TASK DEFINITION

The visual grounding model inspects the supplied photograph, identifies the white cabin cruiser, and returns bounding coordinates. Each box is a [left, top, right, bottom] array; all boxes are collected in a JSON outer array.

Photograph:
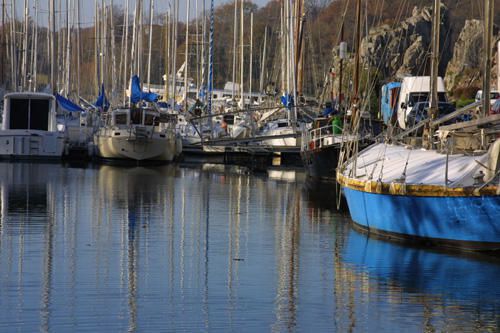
[[94, 106, 179, 161], [0, 92, 65, 158]]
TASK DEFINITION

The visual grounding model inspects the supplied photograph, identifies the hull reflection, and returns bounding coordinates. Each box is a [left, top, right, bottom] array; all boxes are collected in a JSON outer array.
[[338, 227, 500, 332]]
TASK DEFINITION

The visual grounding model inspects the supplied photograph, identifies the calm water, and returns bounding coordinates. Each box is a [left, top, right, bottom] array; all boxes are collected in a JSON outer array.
[[0, 161, 498, 332]]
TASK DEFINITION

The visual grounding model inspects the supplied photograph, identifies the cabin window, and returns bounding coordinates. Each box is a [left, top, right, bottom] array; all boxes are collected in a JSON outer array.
[[9, 99, 29, 129], [115, 113, 128, 125], [9, 98, 50, 131], [29, 99, 50, 130]]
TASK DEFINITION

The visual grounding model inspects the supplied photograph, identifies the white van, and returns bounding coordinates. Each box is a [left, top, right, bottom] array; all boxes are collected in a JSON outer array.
[[397, 76, 447, 129]]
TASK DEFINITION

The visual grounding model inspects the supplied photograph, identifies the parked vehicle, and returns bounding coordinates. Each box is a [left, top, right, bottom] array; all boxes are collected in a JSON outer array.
[[475, 90, 500, 105]]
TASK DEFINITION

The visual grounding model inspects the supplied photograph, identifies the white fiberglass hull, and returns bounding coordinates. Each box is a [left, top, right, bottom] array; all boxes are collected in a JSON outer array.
[[94, 130, 177, 161], [261, 128, 300, 147], [0, 130, 66, 158]]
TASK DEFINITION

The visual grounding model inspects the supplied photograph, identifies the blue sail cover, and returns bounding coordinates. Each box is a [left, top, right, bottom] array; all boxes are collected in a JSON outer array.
[[130, 75, 159, 104], [55, 94, 84, 112], [280, 94, 294, 110], [94, 84, 110, 111]]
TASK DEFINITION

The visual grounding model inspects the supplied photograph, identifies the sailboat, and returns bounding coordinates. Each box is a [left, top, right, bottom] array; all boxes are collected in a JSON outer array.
[[93, 76, 180, 161], [336, 0, 500, 250]]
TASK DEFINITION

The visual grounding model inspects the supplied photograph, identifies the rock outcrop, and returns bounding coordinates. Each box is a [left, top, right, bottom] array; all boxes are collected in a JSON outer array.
[[444, 20, 484, 91], [360, 4, 451, 79], [327, 3, 500, 101], [327, 4, 452, 101]]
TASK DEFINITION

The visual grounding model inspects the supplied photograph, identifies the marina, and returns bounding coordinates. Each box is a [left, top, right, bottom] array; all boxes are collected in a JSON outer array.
[[0, 0, 500, 331]]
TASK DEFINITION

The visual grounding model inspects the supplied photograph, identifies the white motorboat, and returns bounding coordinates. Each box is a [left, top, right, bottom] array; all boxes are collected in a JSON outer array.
[[94, 106, 179, 161], [0, 92, 65, 159]]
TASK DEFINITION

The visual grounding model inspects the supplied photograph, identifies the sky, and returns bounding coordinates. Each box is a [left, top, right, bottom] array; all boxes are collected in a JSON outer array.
[[13, 0, 272, 27]]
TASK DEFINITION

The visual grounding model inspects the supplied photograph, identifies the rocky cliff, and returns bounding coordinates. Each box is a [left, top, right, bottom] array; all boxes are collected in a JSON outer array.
[[360, 4, 451, 79], [328, 4, 452, 101], [328, 3, 500, 101]]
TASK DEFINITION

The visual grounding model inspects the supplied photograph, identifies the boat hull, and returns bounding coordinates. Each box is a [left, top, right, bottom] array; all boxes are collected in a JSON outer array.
[[0, 130, 65, 159], [94, 133, 176, 161], [342, 187, 500, 250], [300, 144, 339, 180]]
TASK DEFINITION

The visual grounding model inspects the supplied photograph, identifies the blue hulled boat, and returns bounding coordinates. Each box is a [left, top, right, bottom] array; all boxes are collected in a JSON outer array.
[[337, 142, 500, 250], [337, 0, 500, 251]]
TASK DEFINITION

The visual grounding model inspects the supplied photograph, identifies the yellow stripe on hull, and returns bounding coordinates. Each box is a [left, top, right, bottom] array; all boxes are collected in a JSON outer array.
[[336, 171, 499, 197]]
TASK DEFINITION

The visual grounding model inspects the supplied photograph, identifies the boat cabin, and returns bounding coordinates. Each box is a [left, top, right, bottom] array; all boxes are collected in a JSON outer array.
[[110, 108, 159, 127], [2, 93, 57, 132]]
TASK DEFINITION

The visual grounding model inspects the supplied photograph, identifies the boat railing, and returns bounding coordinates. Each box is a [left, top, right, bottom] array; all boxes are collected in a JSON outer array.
[[301, 124, 341, 151]]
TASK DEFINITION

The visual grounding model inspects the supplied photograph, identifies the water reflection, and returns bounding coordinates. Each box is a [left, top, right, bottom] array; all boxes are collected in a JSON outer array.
[[338, 228, 500, 332], [0, 161, 498, 332]]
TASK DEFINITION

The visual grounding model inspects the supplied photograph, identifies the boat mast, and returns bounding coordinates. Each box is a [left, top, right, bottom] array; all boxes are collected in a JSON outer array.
[[352, 0, 362, 113], [231, 0, 237, 101], [183, 0, 190, 110], [207, 0, 214, 121], [122, 0, 129, 103], [338, 19, 345, 111], [65, 0, 71, 96], [289, 0, 297, 124], [94, 0, 98, 92], [21, 0, 28, 90], [248, 10, 253, 103], [427, 0, 441, 146], [295, 0, 304, 98], [147, 0, 154, 90], [163, 9, 171, 101], [76, 0, 80, 97], [9, 0, 16, 91], [171, 0, 178, 99], [137, 0, 143, 82], [285, 0, 290, 94], [280, 2, 285, 94], [482, 0, 494, 118], [49, 0, 56, 93], [110, 0, 117, 100], [259, 26, 267, 94], [195, 0, 199, 98], [58, 0, 63, 91], [200, 0, 206, 102], [239, 0, 244, 108], [128, 0, 138, 105], [101, 0, 107, 89], [208, 0, 214, 134], [31, 0, 39, 91]]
